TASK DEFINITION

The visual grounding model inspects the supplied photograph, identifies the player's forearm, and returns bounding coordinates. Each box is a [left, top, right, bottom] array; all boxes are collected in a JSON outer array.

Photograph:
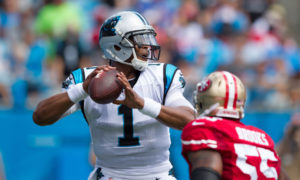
[[33, 92, 74, 126], [158, 106, 195, 130]]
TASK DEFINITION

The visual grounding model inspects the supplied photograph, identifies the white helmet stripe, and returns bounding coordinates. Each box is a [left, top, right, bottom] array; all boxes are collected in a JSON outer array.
[[222, 71, 237, 109]]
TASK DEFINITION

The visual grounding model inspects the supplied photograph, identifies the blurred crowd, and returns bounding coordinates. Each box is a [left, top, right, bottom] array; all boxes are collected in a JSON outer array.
[[0, 0, 300, 112], [277, 112, 300, 180]]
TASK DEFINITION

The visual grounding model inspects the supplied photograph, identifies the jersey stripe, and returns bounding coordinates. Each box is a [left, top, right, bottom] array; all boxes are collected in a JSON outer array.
[[181, 139, 217, 148], [222, 71, 237, 109], [72, 68, 84, 84], [163, 64, 178, 105]]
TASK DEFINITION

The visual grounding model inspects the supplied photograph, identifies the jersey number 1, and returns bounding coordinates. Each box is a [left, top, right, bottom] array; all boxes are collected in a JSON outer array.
[[118, 105, 140, 146]]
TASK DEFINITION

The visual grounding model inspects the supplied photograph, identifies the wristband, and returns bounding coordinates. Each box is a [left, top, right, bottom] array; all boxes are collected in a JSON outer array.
[[67, 83, 88, 103], [139, 98, 162, 118]]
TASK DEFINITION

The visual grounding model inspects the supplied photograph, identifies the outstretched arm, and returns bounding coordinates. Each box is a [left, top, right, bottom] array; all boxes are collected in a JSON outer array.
[[33, 66, 115, 126], [33, 92, 75, 126], [157, 105, 195, 130]]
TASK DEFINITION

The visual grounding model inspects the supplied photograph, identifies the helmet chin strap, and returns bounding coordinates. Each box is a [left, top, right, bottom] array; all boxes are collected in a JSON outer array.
[[197, 103, 220, 118], [115, 46, 148, 71], [131, 48, 148, 71]]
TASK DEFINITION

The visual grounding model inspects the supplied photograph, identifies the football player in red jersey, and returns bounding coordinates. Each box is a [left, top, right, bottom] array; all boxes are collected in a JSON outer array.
[[181, 71, 289, 180]]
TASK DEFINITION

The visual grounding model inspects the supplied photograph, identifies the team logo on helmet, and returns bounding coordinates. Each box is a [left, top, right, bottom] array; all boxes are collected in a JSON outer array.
[[100, 16, 120, 38], [198, 78, 211, 92]]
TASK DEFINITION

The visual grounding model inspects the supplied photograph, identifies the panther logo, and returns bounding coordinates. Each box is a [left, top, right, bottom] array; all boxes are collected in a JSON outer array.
[[99, 16, 121, 37]]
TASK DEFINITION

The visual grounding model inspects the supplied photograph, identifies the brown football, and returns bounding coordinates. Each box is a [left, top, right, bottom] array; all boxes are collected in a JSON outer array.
[[88, 69, 123, 104]]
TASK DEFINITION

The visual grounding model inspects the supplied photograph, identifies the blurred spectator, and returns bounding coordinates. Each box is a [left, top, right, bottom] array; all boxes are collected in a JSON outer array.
[[199, 1, 249, 77], [0, 28, 12, 108], [289, 80, 300, 110], [90, 5, 110, 49], [210, 2, 249, 38], [34, 0, 82, 39], [34, 0, 84, 83], [168, 0, 204, 65], [0, 0, 298, 112], [56, 28, 84, 78], [0, 152, 5, 180], [23, 28, 47, 108], [277, 113, 300, 180], [1, 0, 21, 42], [242, 0, 273, 23]]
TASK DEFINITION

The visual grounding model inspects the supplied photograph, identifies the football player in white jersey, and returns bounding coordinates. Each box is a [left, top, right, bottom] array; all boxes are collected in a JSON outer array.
[[33, 11, 195, 180]]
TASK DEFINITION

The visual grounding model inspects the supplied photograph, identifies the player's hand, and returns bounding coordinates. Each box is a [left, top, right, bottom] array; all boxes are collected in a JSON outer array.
[[113, 72, 144, 109], [83, 65, 116, 93]]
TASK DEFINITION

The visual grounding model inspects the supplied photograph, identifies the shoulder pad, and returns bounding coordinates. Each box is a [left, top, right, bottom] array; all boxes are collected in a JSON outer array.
[[162, 63, 179, 104], [72, 68, 85, 84]]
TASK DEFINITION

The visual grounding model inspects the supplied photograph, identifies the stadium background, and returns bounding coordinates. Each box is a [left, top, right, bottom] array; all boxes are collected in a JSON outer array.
[[0, 0, 299, 179]]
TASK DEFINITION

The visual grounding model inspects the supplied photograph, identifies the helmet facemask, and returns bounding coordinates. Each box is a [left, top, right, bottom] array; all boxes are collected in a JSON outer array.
[[121, 30, 161, 71]]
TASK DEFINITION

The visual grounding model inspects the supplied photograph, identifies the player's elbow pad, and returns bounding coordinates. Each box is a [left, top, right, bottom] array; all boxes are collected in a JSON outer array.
[[191, 167, 221, 180]]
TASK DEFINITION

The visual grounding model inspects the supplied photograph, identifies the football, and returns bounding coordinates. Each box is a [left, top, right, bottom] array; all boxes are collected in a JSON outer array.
[[88, 69, 123, 104]]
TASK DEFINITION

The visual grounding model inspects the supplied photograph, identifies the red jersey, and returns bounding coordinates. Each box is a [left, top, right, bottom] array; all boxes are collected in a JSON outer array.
[[181, 116, 281, 180]]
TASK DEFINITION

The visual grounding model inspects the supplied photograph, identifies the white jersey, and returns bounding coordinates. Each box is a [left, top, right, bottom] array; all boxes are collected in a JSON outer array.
[[62, 63, 193, 178]]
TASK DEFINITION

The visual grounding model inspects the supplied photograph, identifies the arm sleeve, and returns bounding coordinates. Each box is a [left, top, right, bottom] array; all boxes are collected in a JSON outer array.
[[164, 69, 194, 109]]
